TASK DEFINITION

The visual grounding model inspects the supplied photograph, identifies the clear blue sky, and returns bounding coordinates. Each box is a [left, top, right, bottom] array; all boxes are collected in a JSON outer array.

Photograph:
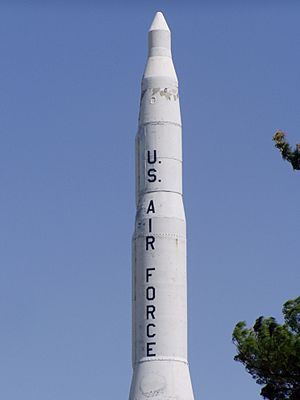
[[0, 1, 299, 399]]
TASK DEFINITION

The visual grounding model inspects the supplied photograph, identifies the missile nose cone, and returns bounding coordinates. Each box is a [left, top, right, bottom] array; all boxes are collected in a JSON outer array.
[[149, 11, 170, 32], [144, 11, 177, 82], [148, 11, 171, 57]]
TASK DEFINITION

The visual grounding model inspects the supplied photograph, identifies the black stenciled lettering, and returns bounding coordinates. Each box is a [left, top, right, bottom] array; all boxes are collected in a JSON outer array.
[[146, 200, 155, 214], [146, 305, 156, 319], [146, 236, 155, 250], [147, 168, 157, 182], [146, 267, 155, 283], [146, 342, 156, 357], [146, 286, 155, 301], [147, 150, 157, 164], [148, 218, 152, 233], [146, 323, 156, 338]]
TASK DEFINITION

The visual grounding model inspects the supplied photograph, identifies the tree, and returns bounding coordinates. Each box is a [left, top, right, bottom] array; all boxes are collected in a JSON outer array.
[[272, 131, 300, 170], [232, 296, 300, 400]]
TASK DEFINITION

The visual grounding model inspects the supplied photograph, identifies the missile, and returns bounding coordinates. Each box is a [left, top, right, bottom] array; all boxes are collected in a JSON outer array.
[[128, 12, 195, 400]]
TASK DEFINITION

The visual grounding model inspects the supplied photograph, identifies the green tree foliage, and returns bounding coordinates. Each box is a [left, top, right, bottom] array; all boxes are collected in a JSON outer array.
[[272, 131, 300, 170], [232, 297, 300, 400]]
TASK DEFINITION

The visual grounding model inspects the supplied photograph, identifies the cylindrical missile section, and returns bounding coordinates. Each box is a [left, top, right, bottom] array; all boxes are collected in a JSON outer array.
[[129, 12, 194, 400]]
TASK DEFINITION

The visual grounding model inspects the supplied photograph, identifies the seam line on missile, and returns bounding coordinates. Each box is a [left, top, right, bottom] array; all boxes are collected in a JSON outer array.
[[139, 190, 183, 196], [134, 358, 189, 365], [136, 216, 185, 221], [135, 216, 186, 225], [139, 121, 182, 128], [134, 233, 185, 239], [154, 156, 182, 162]]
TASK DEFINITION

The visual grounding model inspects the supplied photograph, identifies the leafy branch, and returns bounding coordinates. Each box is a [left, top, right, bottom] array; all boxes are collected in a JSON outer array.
[[272, 131, 300, 170], [232, 296, 300, 400]]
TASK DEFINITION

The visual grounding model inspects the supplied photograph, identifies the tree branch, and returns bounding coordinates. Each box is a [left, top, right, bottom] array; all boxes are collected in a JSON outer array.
[[272, 131, 300, 170]]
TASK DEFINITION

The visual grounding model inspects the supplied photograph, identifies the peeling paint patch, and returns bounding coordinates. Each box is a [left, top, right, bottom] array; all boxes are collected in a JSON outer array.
[[140, 373, 166, 397], [151, 87, 179, 101]]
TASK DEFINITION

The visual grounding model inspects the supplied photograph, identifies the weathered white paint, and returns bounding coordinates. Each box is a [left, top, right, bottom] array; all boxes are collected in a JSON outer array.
[[129, 12, 195, 400]]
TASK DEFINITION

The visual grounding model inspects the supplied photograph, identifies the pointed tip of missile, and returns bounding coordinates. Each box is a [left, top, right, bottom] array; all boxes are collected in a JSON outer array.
[[146, 10, 175, 75], [149, 11, 170, 32]]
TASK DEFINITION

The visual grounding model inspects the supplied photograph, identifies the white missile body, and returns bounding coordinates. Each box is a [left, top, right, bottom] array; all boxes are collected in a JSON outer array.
[[129, 12, 194, 400]]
